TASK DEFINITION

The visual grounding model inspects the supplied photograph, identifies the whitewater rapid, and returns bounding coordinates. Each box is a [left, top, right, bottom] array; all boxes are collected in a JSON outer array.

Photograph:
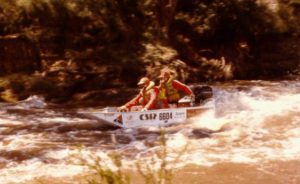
[[0, 80, 299, 183]]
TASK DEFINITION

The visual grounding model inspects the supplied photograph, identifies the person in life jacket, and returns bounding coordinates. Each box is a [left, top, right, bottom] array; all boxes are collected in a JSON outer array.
[[118, 77, 159, 112], [158, 68, 195, 105]]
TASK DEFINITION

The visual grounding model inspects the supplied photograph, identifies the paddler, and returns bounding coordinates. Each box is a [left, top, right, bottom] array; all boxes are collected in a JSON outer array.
[[157, 68, 195, 107], [118, 77, 159, 112]]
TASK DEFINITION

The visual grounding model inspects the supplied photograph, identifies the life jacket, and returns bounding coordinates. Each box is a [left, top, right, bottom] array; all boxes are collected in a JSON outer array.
[[157, 86, 169, 108], [158, 87, 167, 100], [164, 78, 181, 103], [138, 81, 159, 109]]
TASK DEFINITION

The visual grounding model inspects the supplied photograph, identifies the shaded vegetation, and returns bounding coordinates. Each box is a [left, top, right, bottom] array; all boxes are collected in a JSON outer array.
[[0, 0, 299, 103]]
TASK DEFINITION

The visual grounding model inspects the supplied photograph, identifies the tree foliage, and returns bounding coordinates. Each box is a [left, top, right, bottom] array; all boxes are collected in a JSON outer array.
[[1, 0, 299, 50], [0, 0, 299, 80]]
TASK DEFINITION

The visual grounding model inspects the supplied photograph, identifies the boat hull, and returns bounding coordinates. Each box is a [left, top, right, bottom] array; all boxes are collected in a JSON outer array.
[[79, 106, 208, 128]]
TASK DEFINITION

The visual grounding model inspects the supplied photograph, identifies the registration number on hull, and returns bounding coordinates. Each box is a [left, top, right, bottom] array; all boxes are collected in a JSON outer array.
[[139, 112, 173, 121], [159, 112, 172, 121]]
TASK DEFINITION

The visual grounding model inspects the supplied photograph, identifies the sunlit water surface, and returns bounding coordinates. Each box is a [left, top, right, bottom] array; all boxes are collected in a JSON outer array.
[[0, 80, 299, 184]]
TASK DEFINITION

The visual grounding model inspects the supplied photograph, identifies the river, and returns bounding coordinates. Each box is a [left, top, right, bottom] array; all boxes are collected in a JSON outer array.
[[0, 79, 299, 184]]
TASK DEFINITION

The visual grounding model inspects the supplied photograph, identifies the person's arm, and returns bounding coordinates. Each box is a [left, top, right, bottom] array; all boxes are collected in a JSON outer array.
[[172, 80, 193, 95], [118, 94, 141, 111], [143, 88, 158, 110], [125, 94, 141, 109]]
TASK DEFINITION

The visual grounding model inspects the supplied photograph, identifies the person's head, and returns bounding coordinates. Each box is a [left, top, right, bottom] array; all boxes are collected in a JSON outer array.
[[137, 77, 150, 88], [158, 68, 173, 84]]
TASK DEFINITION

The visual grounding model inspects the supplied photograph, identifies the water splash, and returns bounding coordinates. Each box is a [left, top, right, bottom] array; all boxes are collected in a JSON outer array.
[[0, 80, 300, 183], [171, 80, 300, 166]]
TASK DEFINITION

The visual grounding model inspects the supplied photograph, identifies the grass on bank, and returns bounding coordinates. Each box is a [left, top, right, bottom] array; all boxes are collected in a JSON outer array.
[[72, 129, 188, 184]]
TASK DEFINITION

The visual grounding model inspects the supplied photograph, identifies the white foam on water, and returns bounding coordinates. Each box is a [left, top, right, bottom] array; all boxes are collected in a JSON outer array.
[[0, 133, 46, 151], [166, 133, 188, 150], [0, 118, 23, 126], [0, 147, 129, 183], [188, 109, 230, 131], [0, 161, 83, 184], [38, 117, 86, 123], [0, 80, 300, 182], [18, 95, 47, 109], [172, 81, 300, 166]]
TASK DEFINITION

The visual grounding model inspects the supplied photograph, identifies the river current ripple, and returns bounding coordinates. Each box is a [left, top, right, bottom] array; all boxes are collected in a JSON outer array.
[[0, 80, 299, 184]]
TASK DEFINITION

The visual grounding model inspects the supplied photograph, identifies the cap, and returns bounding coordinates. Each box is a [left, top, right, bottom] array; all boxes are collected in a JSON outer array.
[[137, 77, 150, 85]]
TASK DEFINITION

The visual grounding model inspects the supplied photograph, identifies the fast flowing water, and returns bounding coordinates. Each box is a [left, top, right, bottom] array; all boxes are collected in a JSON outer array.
[[0, 80, 299, 184]]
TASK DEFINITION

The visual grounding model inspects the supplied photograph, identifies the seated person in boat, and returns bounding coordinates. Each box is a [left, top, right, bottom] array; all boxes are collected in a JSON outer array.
[[158, 68, 195, 107], [118, 77, 160, 112]]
